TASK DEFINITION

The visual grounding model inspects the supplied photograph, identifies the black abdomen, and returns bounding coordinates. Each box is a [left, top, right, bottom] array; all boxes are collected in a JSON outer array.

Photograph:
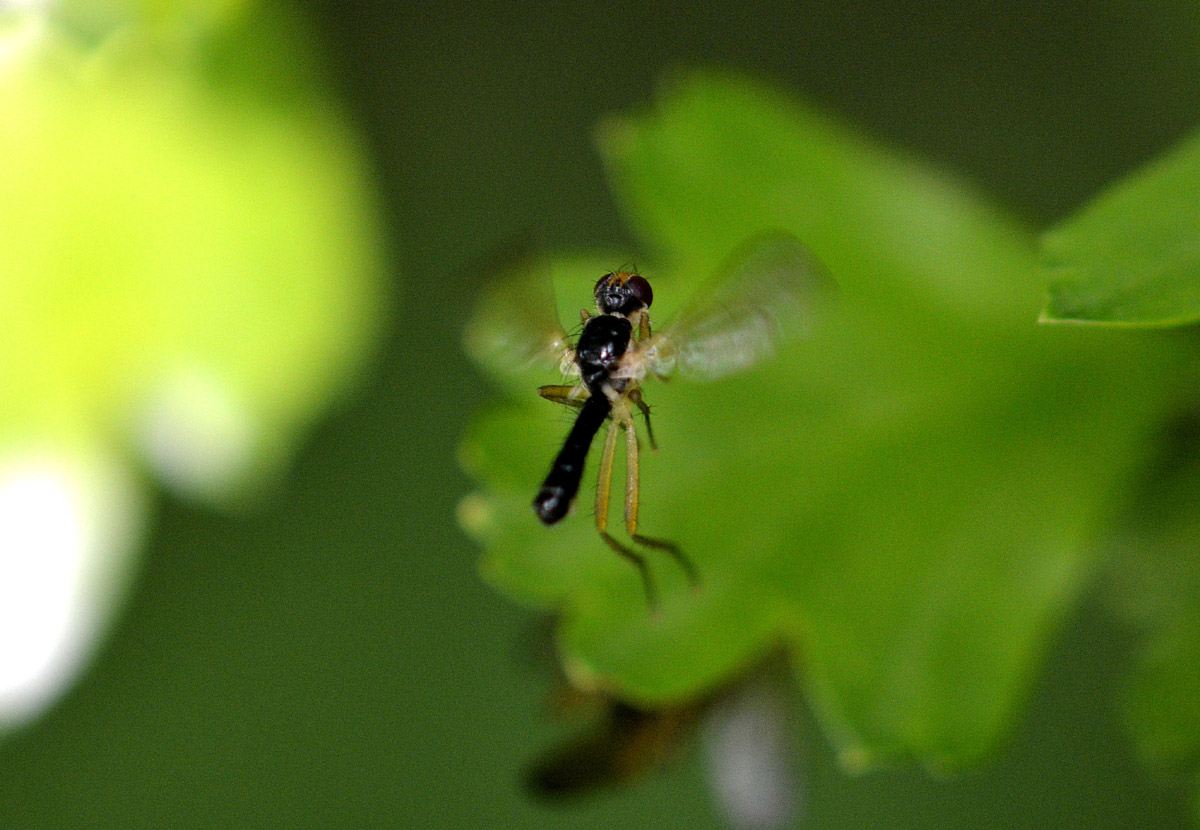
[[533, 395, 612, 524]]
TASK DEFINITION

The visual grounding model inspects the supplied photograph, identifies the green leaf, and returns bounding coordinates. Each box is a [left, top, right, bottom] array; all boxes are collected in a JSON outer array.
[[1103, 424, 1200, 770], [0, 9, 386, 725], [0, 12, 386, 504], [1127, 614, 1200, 764], [1040, 127, 1200, 326], [459, 70, 1195, 770]]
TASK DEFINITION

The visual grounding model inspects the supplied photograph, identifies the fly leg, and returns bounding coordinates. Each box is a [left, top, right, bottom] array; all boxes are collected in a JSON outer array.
[[595, 418, 658, 610], [538, 385, 588, 407], [624, 419, 700, 589], [627, 388, 656, 451]]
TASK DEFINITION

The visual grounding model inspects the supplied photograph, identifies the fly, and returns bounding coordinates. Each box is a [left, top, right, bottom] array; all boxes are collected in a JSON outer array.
[[531, 268, 695, 609], [522, 621, 801, 827], [467, 233, 832, 610]]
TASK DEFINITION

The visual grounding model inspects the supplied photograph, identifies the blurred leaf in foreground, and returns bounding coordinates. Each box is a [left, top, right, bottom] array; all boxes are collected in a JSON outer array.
[[1040, 127, 1200, 326], [461, 70, 1198, 770], [1103, 419, 1200, 774], [0, 6, 387, 727]]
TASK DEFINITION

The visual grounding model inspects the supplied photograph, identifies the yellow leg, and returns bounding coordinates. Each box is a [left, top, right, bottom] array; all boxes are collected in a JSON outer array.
[[538, 385, 588, 407], [595, 419, 656, 609], [623, 422, 700, 589], [595, 419, 618, 531], [627, 388, 656, 451], [623, 419, 640, 534]]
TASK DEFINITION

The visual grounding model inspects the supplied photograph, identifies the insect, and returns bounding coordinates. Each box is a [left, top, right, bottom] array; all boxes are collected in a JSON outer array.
[[526, 687, 705, 798], [526, 671, 801, 828], [522, 624, 801, 827], [467, 234, 831, 608]]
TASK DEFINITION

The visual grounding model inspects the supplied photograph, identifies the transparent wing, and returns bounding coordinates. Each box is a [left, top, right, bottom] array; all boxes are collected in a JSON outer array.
[[463, 244, 573, 390], [651, 234, 833, 381], [701, 662, 802, 830]]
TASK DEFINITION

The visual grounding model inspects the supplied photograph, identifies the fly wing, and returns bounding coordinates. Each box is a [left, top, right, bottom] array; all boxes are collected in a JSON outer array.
[[701, 662, 802, 830], [651, 235, 832, 381], [463, 244, 573, 391]]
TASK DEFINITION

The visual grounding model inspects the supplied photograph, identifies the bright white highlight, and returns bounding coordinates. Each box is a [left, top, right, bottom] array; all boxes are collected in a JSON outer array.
[[0, 453, 140, 727], [0, 12, 45, 66], [138, 365, 256, 501], [0, 0, 50, 14]]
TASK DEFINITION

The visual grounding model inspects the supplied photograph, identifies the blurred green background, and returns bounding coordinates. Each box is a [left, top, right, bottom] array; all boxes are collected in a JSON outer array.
[[1, 0, 1198, 827]]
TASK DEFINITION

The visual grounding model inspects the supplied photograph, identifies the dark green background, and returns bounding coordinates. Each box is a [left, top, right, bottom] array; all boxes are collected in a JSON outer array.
[[2, 1, 1197, 826]]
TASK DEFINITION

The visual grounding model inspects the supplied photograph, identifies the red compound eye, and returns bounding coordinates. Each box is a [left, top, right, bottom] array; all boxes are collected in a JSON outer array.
[[626, 275, 653, 308]]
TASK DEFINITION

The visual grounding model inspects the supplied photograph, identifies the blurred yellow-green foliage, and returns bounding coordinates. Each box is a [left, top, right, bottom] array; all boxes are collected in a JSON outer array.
[[2, 1, 1200, 829], [0, 5, 384, 499], [0, 0, 384, 726]]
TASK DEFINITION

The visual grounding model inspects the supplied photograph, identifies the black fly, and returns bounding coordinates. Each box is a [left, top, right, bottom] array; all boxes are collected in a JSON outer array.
[[467, 234, 832, 609]]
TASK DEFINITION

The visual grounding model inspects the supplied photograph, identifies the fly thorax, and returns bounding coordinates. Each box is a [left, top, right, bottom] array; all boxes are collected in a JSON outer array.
[[575, 315, 633, 392]]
